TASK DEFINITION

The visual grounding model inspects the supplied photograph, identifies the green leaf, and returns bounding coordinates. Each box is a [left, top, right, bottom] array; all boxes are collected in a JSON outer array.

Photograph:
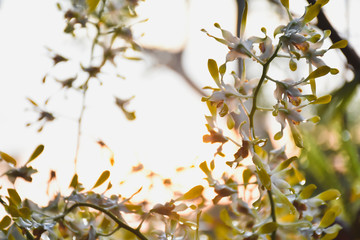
[[319, 207, 340, 228], [219, 63, 226, 77], [227, 115, 235, 130], [322, 224, 342, 240], [330, 68, 339, 75], [289, 59, 297, 71], [92, 170, 110, 189], [329, 40, 348, 49], [257, 167, 271, 190], [0, 152, 16, 166], [243, 168, 253, 188], [219, 104, 228, 117], [26, 145, 44, 165], [240, 0, 248, 38], [199, 161, 210, 175], [274, 131, 283, 140], [208, 59, 220, 86], [7, 189, 21, 207], [308, 116, 321, 123], [219, 208, 233, 226], [306, 66, 331, 80], [274, 156, 298, 172], [311, 95, 332, 105], [69, 174, 78, 189], [176, 185, 204, 201], [19, 207, 31, 220], [315, 189, 341, 201], [310, 78, 316, 95], [289, 123, 303, 148], [86, 0, 100, 12], [258, 222, 278, 234], [280, 0, 289, 9], [303, 3, 322, 23], [0, 216, 11, 230], [299, 184, 317, 199]]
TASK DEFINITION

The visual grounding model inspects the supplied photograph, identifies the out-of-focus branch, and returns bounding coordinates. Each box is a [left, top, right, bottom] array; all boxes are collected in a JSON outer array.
[[235, 0, 245, 76], [143, 47, 207, 96]]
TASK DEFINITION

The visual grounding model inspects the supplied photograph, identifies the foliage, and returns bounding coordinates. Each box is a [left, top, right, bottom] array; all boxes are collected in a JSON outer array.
[[0, 0, 352, 239]]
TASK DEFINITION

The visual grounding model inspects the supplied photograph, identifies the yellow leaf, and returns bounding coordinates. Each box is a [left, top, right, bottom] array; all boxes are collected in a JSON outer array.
[[92, 170, 110, 189], [329, 40, 348, 49], [86, 0, 100, 12], [26, 145, 44, 165], [0, 152, 16, 166], [311, 95, 332, 105], [176, 185, 204, 201], [208, 59, 220, 87]]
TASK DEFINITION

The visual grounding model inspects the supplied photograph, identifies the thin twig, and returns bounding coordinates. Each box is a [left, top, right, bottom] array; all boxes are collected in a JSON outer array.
[[54, 202, 148, 240]]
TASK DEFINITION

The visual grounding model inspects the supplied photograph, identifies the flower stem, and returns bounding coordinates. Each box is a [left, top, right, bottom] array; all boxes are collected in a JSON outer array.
[[249, 43, 282, 139], [267, 190, 277, 240]]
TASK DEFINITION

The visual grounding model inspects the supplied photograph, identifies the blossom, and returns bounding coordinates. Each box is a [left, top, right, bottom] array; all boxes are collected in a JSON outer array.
[[202, 23, 254, 62]]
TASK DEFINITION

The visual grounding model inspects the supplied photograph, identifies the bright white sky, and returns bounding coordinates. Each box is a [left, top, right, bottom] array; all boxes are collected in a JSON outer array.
[[0, 0, 358, 206]]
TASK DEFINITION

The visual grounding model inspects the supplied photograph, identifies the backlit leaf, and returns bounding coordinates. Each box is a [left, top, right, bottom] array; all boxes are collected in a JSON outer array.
[[0, 216, 11, 230], [329, 40, 348, 49], [257, 167, 271, 190], [315, 189, 340, 201], [280, 0, 289, 9], [0, 152, 16, 166], [26, 145, 44, 165], [289, 59, 297, 71], [69, 174, 78, 189], [220, 208, 232, 226], [303, 3, 322, 23], [176, 185, 204, 201], [310, 78, 316, 95], [243, 168, 253, 188], [319, 207, 339, 228], [300, 184, 317, 199], [306, 66, 330, 80], [311, 95, 332, 105], [274, 131, 283, 140], [208, 59, 220, 86], [258, 222, 278, 234], [308, 116, 321, 123], [274, 156, 297, 172], [92, 170, 110, 189], [86, 0, 100, 12], [227, 114, 235, 129], [7, 189, 21, 207], [289, 123, 303, 148]]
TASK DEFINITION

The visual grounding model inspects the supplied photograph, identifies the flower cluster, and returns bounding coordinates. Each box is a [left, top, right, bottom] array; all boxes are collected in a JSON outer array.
[[200, 0, 346, 239]]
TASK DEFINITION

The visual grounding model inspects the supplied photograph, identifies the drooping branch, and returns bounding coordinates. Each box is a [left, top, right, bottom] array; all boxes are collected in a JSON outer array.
[[143, 47, 207, 96]]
